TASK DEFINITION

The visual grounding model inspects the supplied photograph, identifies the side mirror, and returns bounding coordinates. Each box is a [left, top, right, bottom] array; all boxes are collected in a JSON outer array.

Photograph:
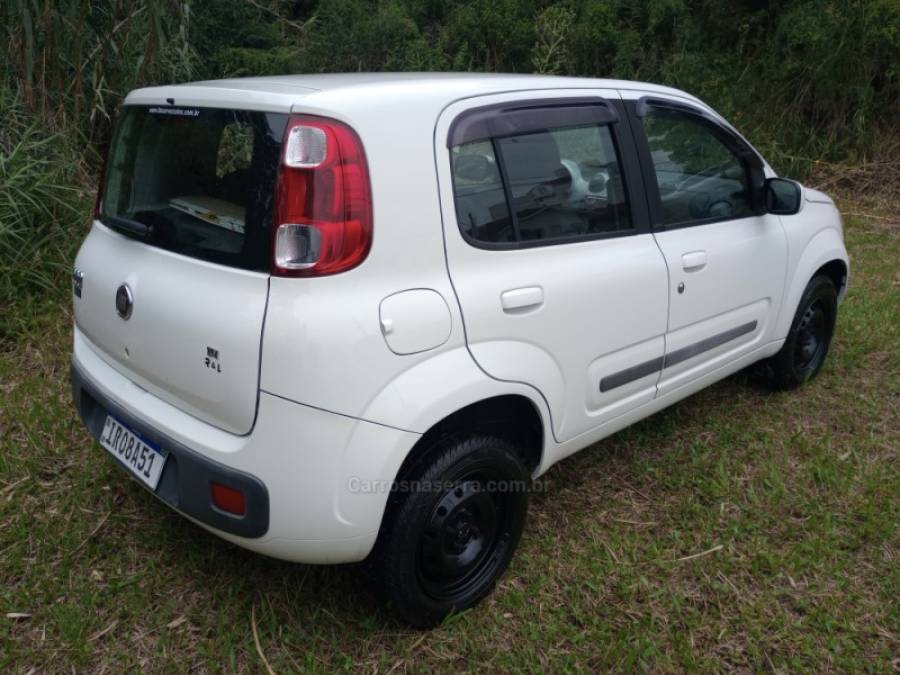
[[453, 154, 493, 182], [765, 177, 802, 215]]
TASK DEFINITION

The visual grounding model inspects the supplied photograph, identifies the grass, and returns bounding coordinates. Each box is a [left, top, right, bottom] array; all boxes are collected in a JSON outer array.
[[1, 206, 898, 672]]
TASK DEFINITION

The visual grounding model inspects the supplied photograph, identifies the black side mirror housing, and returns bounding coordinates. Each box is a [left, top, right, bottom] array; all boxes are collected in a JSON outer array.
[[765, 177, 803, 215]]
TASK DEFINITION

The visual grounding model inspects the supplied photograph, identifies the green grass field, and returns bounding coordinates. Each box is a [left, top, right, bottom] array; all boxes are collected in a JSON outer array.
[[1, 209, 897, 672]]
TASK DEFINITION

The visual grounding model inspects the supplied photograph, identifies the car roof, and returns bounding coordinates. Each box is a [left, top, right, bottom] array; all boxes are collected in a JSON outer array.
[[125, 72, 703, 112]]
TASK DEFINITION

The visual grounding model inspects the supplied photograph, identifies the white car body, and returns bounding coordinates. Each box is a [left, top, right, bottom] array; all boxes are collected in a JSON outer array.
[[71, 73, 848, 564]]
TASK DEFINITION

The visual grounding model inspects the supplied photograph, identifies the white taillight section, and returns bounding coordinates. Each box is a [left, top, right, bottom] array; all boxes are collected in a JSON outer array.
[[284, 125, 328, 168], [274, 223, 322, 270]]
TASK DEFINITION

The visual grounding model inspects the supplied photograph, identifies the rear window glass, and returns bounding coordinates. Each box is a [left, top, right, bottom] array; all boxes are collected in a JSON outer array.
[[101, 106, 288, 271], [451, 122, 632, 246]]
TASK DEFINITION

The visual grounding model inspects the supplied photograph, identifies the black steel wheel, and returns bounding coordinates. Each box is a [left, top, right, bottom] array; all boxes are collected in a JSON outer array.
[[794, 300, 829, 371], [369, 435, 530, 628], [760, 274, 838, 390]]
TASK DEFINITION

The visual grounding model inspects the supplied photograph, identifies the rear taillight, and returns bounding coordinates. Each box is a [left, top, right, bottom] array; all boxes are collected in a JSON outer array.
[[273, 115, 372, 276]]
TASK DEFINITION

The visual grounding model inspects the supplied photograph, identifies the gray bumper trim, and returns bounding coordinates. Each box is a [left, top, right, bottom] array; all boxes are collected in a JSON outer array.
[[71, 359, 269, 539]]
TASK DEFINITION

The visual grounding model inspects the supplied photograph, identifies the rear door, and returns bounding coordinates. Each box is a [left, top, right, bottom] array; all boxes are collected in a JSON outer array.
[[436, 91, 669, 443], [623, 93, 787, 396], [73, 105, 287, 434]]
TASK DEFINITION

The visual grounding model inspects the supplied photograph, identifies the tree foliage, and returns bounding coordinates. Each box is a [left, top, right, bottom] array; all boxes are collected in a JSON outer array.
[[0, 1, 897, 305], [3, 0, 897, 167]]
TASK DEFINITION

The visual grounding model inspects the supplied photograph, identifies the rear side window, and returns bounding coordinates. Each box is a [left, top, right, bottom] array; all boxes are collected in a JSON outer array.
[[641, 111, 752, 226], [451, 119, 631, 246], [101, 106, 288, 271]]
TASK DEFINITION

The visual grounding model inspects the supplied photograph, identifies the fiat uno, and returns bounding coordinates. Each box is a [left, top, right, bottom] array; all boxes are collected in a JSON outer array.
[[71, 73, 849, 626]]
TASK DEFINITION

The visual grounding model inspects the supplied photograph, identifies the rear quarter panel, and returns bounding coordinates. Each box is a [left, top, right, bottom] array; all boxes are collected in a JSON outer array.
[[259, 87, 471, 428]]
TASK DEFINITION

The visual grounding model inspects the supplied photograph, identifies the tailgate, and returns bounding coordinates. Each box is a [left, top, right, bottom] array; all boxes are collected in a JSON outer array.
[[72, 103, 287, 435], [74, 224, 268, 434]]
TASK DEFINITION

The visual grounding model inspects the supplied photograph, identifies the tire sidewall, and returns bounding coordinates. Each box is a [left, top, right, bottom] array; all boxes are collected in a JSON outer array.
[[785, 275, 838, 384], [378, 436, 530, 627]]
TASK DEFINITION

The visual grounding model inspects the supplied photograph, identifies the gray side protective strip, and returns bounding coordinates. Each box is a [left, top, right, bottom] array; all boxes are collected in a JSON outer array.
[[599, 320, 758, 392], [663, 321, 758, 369], [599, 356, 664, 393]]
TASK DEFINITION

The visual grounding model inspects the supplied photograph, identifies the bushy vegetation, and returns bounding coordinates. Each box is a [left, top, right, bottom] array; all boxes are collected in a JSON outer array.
[[0, 90, 91, 335], [1, 0, 898, 306], [1, 3, 897, 668]]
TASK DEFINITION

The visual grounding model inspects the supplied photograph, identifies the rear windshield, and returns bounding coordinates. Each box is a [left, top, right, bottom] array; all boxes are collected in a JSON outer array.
[[101, 106, 288, 271]]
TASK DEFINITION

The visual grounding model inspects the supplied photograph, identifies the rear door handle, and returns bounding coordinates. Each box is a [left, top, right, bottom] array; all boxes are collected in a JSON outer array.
[[501, 286, 544, 312], [682, 250, 708, 272]]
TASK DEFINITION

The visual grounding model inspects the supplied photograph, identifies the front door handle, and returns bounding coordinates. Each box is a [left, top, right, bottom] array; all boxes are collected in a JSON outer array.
[[682, 250, 708, 272], [501, 286, 544, 312]]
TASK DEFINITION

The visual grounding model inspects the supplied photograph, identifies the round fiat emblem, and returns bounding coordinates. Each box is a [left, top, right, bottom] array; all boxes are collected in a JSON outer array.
[[115, 284, 133, 320]]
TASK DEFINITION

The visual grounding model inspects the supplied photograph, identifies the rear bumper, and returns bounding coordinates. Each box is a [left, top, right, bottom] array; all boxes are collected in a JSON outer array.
[[72, 362, 270, 538], [71, 326, 421, 563]]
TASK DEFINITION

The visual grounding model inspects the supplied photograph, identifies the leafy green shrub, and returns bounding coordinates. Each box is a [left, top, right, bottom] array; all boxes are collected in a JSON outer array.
[[4, 0, 896, 179], [0, 0, 896, 319], [0, 87, 90, 311]]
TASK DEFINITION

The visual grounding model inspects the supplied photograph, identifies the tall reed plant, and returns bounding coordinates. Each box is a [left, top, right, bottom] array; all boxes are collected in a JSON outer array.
[[0, 87, 90, 314]]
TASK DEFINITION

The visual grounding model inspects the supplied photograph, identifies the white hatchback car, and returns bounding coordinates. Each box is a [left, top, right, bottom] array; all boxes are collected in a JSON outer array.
[[71, 73, 848, 626]]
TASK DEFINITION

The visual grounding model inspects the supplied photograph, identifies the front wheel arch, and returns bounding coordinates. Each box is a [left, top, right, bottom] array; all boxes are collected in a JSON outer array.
[[814, 259, 848, 301], [775, 226, 848, 339]]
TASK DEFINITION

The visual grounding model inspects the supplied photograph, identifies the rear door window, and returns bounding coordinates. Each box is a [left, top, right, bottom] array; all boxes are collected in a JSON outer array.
[[451, 113, 632, 247], [101, 106, 288, 271]]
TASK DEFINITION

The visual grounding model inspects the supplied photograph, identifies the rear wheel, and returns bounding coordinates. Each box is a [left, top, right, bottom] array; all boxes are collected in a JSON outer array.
[[760, 274, 837, 390], [370, 434, 530, 628]]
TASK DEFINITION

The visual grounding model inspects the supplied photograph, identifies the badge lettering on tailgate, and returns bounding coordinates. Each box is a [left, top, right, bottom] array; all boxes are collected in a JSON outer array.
[[205, 346, 222, 373]]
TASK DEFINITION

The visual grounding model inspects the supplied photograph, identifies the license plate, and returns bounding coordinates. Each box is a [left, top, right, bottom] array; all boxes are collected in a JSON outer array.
[[99, 415, 167, 490]]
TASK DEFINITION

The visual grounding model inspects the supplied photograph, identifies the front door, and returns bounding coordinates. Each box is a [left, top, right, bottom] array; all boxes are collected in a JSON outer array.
[[624, 93, 788, 397], [435, 91, 669, 442]]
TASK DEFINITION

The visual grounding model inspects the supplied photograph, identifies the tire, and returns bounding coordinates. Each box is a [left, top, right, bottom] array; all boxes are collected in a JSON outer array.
[[369, 434, 530, 628], [759, 274, 838, 390]]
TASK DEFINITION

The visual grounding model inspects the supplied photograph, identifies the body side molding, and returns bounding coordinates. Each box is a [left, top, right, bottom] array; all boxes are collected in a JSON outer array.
[[599, 321, 758, 392]]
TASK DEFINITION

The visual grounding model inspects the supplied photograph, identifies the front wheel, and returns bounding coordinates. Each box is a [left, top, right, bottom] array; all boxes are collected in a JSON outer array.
[[369, 434, 530, 628], [760, 274, 838, 390]]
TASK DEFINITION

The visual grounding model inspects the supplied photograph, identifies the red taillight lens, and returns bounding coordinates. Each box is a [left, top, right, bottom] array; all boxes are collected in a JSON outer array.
[[273, 115, 372, 277], [210, 482, 246, 516]]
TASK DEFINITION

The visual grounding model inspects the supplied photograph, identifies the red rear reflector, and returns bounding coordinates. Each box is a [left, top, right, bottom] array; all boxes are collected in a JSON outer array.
[[210, 482, 246, 516], [273, 114, 372, 277]]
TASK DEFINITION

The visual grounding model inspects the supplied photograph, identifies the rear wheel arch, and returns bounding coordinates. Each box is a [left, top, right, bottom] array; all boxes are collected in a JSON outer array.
[[395, 394, 545, 482]]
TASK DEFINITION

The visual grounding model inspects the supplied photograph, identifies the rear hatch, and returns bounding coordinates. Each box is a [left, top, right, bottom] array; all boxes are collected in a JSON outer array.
[[73, 104, 288, 434]]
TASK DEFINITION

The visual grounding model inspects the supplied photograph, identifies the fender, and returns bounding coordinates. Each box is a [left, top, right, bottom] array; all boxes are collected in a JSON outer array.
[[334, 346, 554, 554], [358, 345, 554, 439], [775, 222, 849, 339], [465, 340, 566, 440]]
